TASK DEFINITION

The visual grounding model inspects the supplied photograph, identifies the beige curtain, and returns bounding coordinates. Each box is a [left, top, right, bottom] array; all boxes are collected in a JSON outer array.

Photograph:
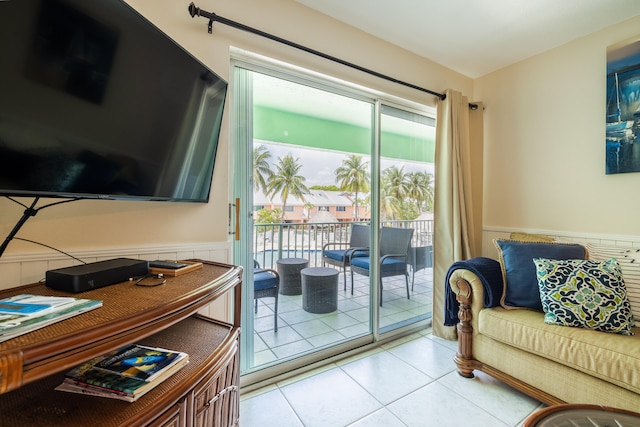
[[432, 89, 483, 339]]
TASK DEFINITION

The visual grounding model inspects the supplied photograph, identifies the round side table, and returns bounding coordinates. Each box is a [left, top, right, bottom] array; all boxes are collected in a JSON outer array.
[[276, 258, 309, 295], [524, 404, 640, 426], [301, 267, 339, 313]]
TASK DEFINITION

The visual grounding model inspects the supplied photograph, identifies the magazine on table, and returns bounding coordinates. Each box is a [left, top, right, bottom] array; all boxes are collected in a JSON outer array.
[[0, 294, 77, 316], [55, 381, 138, 403], [57, 345, 189, 402], [0, 295, 102, 343], [93, 344, 189, 382]]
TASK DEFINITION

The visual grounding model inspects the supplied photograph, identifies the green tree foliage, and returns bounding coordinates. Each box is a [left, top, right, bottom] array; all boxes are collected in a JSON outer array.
[[379, 167, 434, 220], [266, 153, 309, 220], [253, 145, 273, 192], [253, 144, 434, 223], [379, 184, 400, 220], [309, 185, 340, 191], [254, 208, 283, 225], [406, 171, 434, 214], [335, 154, 370, 221], [383, 166, 410, 201]]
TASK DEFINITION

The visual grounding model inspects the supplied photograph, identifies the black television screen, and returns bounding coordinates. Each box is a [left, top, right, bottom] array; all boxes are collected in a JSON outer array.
[[0, 0, 227, 202]]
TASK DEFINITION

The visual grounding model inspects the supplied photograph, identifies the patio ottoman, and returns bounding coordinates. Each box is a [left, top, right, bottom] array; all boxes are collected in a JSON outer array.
[[276, 258, 309, 295], [301, 267, 339, 313]]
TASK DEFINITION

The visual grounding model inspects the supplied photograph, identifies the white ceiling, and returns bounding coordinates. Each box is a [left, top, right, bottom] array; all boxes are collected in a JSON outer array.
[[296, 0, 640, 78]]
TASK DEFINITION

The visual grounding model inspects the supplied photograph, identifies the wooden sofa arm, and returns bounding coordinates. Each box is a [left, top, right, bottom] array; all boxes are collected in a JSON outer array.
[[448, 269, 489, 378], [449, 268, 489, 325]]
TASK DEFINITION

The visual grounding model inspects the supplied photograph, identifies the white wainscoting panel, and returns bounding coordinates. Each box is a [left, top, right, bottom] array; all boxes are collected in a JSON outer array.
[[0, 241, 235, 322], [482, 227, 640, 259]]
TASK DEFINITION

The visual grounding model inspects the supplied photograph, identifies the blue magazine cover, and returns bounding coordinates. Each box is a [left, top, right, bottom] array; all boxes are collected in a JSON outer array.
[[95, 344, 187, 382]]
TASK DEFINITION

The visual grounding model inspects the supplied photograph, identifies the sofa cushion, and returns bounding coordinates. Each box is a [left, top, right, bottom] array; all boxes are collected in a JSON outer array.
[[478, 307, 640, 394], [534, 258, 634, 335], [509, 232, 555, 243], [254, 269, 279, 291], [351, 256, 407, 275], [494, 239, 587, 310], [324, 248, 366, 263]]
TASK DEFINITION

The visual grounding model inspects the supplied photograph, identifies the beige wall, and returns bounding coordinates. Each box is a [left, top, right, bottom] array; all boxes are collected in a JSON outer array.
[[0, 0, 473, 265], [476, 15, 640, 238], [3, 0, 638, 272]]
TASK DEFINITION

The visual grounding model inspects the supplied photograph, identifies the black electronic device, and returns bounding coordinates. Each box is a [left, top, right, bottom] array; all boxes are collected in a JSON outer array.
[[0, 0, 227, 202], [149, 260, 189, 270], [46, 258, 149, 293]]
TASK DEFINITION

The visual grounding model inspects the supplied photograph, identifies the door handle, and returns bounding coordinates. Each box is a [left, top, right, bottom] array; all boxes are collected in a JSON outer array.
[[235, 198, 240, 241]]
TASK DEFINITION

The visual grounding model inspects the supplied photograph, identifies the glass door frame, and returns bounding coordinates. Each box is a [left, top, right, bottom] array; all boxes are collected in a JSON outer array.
[[231, 52, 435, 383]]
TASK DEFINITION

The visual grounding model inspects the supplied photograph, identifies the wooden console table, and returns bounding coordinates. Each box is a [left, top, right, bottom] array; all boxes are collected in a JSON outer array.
[[0, 260, 242, 427]]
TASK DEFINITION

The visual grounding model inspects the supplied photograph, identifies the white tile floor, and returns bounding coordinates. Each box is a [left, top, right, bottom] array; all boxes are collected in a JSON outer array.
[[240, 329, 544, 427]]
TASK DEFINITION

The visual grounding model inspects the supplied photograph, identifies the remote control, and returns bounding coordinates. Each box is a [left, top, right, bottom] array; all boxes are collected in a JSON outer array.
[[149, 260, 189, 269]]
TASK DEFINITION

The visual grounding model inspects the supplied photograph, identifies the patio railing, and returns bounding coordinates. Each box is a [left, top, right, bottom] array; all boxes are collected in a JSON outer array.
[[253, 220, 433, 269]]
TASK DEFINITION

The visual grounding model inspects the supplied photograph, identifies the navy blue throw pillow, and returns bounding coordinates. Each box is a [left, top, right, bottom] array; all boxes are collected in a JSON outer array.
[[494, 239, 587, 310]]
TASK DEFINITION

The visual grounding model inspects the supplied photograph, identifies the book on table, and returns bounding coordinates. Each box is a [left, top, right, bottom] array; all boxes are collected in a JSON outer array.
[[0, 294, 103, 343], [57, 344, 189, 402]]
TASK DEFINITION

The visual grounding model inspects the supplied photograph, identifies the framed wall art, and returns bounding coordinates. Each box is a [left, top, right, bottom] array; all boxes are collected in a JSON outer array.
[[606, 37, 640, 174]]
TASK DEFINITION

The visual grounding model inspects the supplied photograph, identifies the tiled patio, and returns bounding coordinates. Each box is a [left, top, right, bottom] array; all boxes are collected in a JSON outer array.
[[252, 267, 433, 367]]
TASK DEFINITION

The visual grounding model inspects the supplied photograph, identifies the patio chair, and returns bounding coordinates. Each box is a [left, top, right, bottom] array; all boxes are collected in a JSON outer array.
[[322, 223, 370, 293], [253, 260, 280, 332], [349, 226, 414, 305], [409, 245, 433, 290]]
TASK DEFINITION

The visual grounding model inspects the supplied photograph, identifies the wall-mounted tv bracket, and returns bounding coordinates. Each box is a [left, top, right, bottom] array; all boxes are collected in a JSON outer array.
[[0, 197, 80, 258]]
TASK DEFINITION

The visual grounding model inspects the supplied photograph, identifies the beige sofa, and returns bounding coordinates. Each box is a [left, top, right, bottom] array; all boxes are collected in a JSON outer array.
[[447, 243, 640, 412]]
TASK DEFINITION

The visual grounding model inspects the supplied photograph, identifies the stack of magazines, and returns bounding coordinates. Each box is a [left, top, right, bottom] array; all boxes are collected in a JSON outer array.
[[0, 294, 102, 343], [56, 344, 189, 402]]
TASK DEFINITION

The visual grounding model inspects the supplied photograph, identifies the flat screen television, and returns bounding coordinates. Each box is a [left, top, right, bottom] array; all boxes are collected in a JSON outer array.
[[0, 0, 227, 202]]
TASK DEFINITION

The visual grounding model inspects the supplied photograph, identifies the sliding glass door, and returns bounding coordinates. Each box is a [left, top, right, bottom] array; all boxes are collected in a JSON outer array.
[[378, 104, 435, 333], [232, 62, 435, 377]]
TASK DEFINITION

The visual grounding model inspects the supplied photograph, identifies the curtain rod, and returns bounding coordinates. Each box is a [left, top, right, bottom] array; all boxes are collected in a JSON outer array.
[[187, 3, 479, 110]]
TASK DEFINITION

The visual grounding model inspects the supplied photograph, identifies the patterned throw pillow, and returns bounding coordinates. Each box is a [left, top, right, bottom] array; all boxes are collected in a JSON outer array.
[[586, 242, 640, 322], [534, 258, 635, 335]]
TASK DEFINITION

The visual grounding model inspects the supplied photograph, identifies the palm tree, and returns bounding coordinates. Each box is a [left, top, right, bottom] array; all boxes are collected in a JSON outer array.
[[335, 155, 370, 221], [406, 171, 434, 214], [379, 173, 406, 220], [422, 172, 435, 212], [303, 201, 315, 219], [266, 153, 309, 220], [383, 165, 409, 202], [253, 145, 273, 193], [378, 183, 397, 220]]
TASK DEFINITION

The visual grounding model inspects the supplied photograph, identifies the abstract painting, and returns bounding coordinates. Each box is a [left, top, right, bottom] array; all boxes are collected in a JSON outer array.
[[606, 37, 640, 174]]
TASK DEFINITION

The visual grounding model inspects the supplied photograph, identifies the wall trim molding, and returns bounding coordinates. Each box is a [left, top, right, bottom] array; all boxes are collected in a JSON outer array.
[[0, 241, 232, 264], [482, 226, 640, 259], [483, 226, 640, 245], [0, 241, 233, 289]]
